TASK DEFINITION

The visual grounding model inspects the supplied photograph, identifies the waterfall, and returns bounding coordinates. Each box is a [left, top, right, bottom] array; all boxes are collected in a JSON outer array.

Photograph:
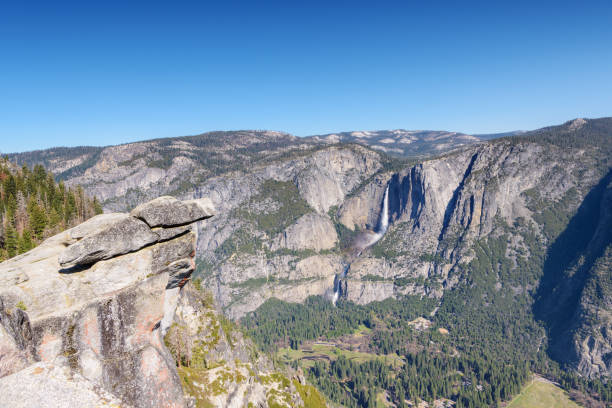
[[357, 184, 390, 249], [332, 288, 339, 305], [332, 264, 350, 305], [376, 184, 390, 235], [332, 183, 390, 305]]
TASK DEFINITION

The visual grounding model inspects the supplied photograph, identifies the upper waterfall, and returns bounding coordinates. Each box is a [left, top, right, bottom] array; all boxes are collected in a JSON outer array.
[[356, 183, 391, 250], [376, 184, 390, 235]]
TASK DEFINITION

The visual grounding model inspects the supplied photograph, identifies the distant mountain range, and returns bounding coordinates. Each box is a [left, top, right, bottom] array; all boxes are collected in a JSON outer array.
[[305, 129, 525, 157], [3, 126, 521, 212], [6, 127, 522, 160]]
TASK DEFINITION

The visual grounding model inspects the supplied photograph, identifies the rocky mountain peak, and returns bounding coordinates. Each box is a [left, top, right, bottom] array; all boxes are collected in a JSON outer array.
[[569, 117, 587, 130]]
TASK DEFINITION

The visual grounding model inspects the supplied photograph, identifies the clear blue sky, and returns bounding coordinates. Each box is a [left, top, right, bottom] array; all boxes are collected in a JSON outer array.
[[1, 1, 611, 153]]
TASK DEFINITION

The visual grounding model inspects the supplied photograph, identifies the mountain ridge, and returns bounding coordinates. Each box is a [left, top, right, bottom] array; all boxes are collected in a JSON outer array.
[[4, 124, 542, 160]]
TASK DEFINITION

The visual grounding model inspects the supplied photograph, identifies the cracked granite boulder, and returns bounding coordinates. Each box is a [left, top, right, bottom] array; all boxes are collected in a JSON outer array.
[[57, 215, 159, 267], [131, 196, 214, 228], [0, 196, 215, 408]]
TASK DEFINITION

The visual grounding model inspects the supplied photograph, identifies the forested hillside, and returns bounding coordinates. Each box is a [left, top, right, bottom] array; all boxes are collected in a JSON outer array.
[[0, 158, 102, 261], [240, 118, 612, 408]]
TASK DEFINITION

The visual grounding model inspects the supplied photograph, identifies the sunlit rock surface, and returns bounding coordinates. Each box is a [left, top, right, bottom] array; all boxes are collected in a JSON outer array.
[[0, 197, 213, 408]]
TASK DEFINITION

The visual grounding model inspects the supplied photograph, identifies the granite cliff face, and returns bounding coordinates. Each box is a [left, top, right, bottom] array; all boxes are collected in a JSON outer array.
[[6, 117, 612, 380], [190, 137, 602, 319], [344, 141, 595, 295], [534, 171, 612, 378], [0, 195, 318, 407], [190, 145, 383, 318]]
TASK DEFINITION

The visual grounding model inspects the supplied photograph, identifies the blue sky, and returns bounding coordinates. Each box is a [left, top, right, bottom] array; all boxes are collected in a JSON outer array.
[[1, 1, 611, 153]]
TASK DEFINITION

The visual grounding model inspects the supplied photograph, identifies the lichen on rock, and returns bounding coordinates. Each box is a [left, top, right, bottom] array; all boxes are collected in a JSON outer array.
[[165, 282, 314, 407]]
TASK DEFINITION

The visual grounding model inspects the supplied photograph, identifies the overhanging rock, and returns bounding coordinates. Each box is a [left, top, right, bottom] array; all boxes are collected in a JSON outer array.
[[0, 196, 215, 408]]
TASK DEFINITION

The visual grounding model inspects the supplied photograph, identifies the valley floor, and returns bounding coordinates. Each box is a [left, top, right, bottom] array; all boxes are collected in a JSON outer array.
[[276, 323, 404, 369], [506, 376, 582, 408]]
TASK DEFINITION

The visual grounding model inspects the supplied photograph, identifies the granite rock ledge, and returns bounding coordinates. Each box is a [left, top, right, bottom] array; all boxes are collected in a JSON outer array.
[[0, 196, 215, 408]]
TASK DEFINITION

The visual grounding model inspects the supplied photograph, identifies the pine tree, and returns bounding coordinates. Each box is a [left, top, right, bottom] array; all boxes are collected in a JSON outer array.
[[6, 194, 17, 224], [28, 198, 47, 239], [3, 174, 17, 198], [18, 230, 34, 254], [5, 224, 17, 258], [93, 197, 103, 215], [0, 158, 100, 261], [65, 191, 76, 223], [48, 207, 61, 229]]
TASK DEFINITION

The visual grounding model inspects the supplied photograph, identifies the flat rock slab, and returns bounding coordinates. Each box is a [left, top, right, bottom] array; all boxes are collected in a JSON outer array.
[[59, 216, 158, 267], [153, 225, 192, 242], [0, 362, 126, 408], [131, 196, 214, 227], [68, 212, 129, 241]]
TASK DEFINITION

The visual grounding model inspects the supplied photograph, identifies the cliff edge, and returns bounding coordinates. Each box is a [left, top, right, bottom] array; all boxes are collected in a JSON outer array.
[[0, 196, 213, 407], [0, 195, 322, 408]]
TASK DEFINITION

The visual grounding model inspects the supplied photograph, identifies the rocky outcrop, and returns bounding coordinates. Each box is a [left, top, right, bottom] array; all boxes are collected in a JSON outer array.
[[271, 213, 338, 252], [166, 283, 313, 408], [0, 197, 214, 408], [0, 361, 125, 408], [56, 197, 213, 268], [58, 215, 159, 267], [338, 175, 389, 231], [131, 196, 214, 228]]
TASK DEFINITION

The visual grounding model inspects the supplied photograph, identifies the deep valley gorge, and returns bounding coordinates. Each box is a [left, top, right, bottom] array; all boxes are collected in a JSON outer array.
[[2, 118, 612, 407]]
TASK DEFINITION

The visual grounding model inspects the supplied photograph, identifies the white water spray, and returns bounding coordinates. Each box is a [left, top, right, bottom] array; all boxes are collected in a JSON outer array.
[[332, 264, 349, 305], [332, 184, 390, 305], [358, 184, 390, 249]]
